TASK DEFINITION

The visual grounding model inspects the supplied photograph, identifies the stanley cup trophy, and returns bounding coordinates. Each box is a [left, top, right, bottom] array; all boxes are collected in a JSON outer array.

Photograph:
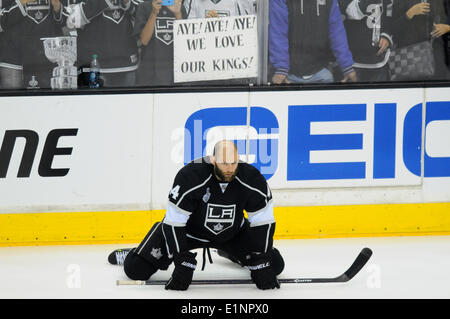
[[42, 36, 78, 89]]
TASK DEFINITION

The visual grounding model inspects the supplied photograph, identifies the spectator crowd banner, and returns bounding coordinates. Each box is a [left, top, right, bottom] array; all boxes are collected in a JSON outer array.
[[173, 15, 258, 83]]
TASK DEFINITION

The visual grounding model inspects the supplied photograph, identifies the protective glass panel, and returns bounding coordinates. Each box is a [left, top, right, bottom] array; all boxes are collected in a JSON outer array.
[[0, 0, 449, 90]]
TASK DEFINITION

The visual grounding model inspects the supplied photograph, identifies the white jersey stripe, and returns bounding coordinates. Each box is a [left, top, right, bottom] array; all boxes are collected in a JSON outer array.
[[168, 201, 192, 216], [172, 225, 180, 253], [248, 201, 275, 227], [163, 202, 190, 226], [186, 233, 210, 242], [136, 222, 161, 255], [246, 199, 273, 216], [235, 176, 268, 200], [161, 224, 173, 258], [264, 223, 273, 252], [0, 62, 23, 70]]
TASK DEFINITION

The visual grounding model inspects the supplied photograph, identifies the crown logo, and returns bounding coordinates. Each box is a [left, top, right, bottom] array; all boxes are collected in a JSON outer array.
[[213, 223, 224, 232]]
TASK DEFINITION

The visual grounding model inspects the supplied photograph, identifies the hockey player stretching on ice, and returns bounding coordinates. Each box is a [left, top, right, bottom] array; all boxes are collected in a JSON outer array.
[[108, 140, 284, 290]]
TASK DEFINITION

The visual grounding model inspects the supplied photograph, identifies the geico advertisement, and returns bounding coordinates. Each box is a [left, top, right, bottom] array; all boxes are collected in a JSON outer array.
[[152, 88, 450, 196], [0, 94, 153, 209]]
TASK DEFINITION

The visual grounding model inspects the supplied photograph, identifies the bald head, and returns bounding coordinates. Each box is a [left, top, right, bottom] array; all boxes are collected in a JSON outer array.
[[213, 140, 238, 163], [211, 140, 239, 182]]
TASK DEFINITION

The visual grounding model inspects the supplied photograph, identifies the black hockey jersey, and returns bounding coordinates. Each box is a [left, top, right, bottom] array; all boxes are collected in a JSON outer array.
[[0, 0, 27, 32], [339, 0, 394, 67], [0, 0, 62, 88], [133, 2, 187, 86], [162, 156, 275, 255], [61, 0, 138, 72]]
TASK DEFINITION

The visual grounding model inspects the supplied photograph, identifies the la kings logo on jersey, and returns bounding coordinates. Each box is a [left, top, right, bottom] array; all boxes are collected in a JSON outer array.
[[204, 203, 235, 235], [103, 0, 126, 24], [156, 16, 175, 45], [25, 0, 50, 24]]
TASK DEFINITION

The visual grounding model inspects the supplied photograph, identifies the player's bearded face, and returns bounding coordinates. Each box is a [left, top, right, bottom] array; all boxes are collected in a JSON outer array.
[[214, 162, 238, 182], [213, 149, 239, 182], [213, 143, 239, 182]]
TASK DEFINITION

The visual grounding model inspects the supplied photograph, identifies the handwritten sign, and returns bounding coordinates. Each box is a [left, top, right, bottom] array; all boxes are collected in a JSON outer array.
[[174, 15, 258, 83]]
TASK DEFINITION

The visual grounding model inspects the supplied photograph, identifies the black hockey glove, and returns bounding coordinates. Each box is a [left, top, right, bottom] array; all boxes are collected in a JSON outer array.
[[165, 251, 197, 291], [247, 252, 280, 290]]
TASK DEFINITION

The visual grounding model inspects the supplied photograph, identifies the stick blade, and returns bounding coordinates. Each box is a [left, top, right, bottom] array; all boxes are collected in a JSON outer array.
[[340, 247, 373, 282]]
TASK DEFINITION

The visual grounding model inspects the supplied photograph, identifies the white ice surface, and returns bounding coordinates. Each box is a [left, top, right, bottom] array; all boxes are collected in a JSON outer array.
[[1, 236, 450, 299]]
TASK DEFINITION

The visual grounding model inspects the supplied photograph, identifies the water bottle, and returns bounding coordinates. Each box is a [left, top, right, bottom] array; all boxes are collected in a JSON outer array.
[[89, 54, 101, 88]]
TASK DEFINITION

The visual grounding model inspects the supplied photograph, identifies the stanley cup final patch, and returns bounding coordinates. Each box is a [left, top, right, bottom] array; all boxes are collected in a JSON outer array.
[[204, 203, 236, 235]]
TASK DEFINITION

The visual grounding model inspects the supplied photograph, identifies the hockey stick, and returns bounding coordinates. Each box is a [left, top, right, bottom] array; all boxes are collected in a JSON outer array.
[[116, 247, 372, 286]]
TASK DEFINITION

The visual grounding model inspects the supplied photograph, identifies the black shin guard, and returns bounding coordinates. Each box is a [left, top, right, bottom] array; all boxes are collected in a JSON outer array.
[[123, 250, 159, 281]]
